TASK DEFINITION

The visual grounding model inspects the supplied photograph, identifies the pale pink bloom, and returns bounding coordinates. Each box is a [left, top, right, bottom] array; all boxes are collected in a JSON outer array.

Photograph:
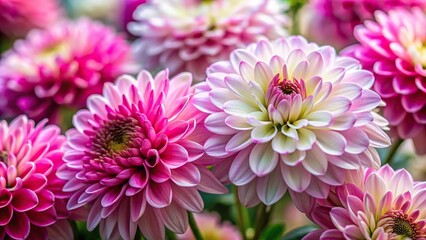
[[57, 70, 227, 240], [0, 116, 71, 239], [177, 212, 242, 240], [343, 8, 426, 154], [299, 0, 426, 50], [0, 0, 63, 38], [304, 165, 426, 239], [194, 36, 391, 207], [130, 0, 290, 80], [0, 19, 136, 123]]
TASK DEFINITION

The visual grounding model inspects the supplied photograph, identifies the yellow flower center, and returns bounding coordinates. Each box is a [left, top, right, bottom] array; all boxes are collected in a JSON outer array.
[[407, 41, 426, 67]]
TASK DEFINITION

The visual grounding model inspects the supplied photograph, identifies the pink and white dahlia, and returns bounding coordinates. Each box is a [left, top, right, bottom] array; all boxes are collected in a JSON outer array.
[[57, 70, 227, 240], [0, 19, 135, 123], [0, 0, 62, 38], [177, 212, 242, 240], [305, 165, 426, 239], [0, 115, 71, 239], [299, 0, 426, 50], [130, 0, 289, 80], [343, 8, 426, 154], [194, 36, 391, 206]]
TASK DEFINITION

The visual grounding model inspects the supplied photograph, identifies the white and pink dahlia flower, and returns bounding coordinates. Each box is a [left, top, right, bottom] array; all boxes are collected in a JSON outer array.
[[57, 70, 227, 240], [130, 0, 289, 80], [343, 8, 426, 154], [0, 0, 63, 38], [0, 19, 136, 123], [194, 36, 391, 206], [305, 165, 426, 239], [0, 116, 71, 239]]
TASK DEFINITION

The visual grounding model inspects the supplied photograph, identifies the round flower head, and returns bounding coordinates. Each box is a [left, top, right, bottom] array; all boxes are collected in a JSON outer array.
[[57, 70, 227, 240], [177, 212, 242, 240], [0, 115, 70, 239], [0, 18, 135, 123], [194, 36, 391, 206], [0, 0, 62, 38], [343, 8, 426, 154], [299, 0, 426, 50], [305, 165, 426, 239], [130, 0, 289, 80]]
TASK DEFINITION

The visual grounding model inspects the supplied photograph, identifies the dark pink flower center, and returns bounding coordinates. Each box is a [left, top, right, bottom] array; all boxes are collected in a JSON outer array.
[[0, 151, 7, 163], [381, 210, 425, 239]]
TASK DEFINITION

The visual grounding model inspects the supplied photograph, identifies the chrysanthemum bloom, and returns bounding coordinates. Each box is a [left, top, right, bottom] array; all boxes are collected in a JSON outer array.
[[0, 0, 62, 38], [304, 165, 426, 239], [0, 18, 135, 123], [343, 8, 426, 154], [57, 70, 227, 240], [0, 115, 71, 239], [130, 0, 289, 80], [299, 0, 426, 50], [194, 36, 391, 207], [177, 212, 242, 240]]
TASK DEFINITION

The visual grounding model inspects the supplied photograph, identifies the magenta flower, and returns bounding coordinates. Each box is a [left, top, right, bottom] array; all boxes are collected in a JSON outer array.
[[0, 115, 70, 239], [343, 8, 426, 154], [57, 70, 227, 240], [0, 18, 135, 123], [304, 165, 426, 239], [299, 0, 426, 50], [178, 212, 242, 240], [0, 0, 63, 38], [194, 36, 391, 206], [130, 0, 290, 80]]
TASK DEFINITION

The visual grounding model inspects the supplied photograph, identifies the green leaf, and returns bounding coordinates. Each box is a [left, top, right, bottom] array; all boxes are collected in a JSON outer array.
[[260, 223, 286, 240], [282, 225, 319, 240]]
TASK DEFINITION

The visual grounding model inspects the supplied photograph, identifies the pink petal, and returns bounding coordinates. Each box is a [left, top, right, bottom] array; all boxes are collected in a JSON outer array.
[[281, 163, 311, 192], [146, 181, 172, 208], [238, 180, 261, 208], [5, 212, 30, 239], [197, 167, 228, 194], [159, 202, 188, 234], [171, 163, 201, 187], [229, 147, 256, 186], [28, 206, 57, 227], [172, 186, 203, 212], [161, 143, 189, 169], [256, 170, 287, 205], [101, 187, 125, 208], [12, 188, 38, 212], [139, 208, 165, 240], [249, 143, 279, 177], [130, 192, 146, 222]]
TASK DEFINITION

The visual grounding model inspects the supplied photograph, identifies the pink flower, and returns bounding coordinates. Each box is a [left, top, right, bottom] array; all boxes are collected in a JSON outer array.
[[57, 70, 227, 240], [0, 18, 136, 123], [299, 0, 426, 50], [0, 115, 70, 239], [177, 212, 242, 240], [304, 165, 426, 239], [0, 0, 63, 38], [343, 8, 426, 154], [194, 36, 391, 207], [130, 0, 290, 80]]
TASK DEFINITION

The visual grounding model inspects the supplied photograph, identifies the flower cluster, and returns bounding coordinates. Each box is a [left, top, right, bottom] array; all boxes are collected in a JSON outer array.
[[1, 1, 426, 239], [0, 18, 135, 123], [130, 0, 290, 80]]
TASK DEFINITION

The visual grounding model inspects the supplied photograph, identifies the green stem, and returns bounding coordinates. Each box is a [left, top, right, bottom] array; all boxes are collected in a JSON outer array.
[[253, 204, 274, 240], [384, 138, 404, 165], [188, 212, 204, 240], [233, 186, 249, 240], [165, 229, 177, 240]]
